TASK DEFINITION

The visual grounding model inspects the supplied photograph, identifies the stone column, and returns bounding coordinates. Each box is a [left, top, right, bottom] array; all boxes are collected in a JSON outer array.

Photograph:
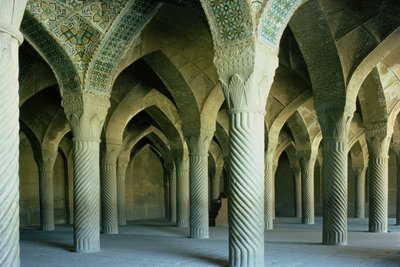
[[353, 166, 366, 218], [264, 144, 277, 230], [218, 43, 278, 266], [100, 142, 120, 234], [0, 2, 27, 265], [292, 167, 302, 218], [186, 131, 213, 238], [169, 164, 177, 223], [395, 144, 400, 225], [272, 163, 278, 219], [62, 93, 110, 253], [365, 124, 391, 232], [317, 104, 352, 245], [175, 154, 190, 227], [211, 165, 223, 201], [39, 147, 58, 231], [299, 156, 315, 224], [117, 156, 129, 226]]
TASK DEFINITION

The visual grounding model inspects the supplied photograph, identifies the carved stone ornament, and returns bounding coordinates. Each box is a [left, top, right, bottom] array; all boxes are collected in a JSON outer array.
[[62, 92, 110, 140]]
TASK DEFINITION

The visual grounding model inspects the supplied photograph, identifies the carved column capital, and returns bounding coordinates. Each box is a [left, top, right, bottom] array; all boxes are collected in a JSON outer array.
[[185, 129, 214, 156], [102, 142, 122, 166], [62, 92, 110, 141], [41, 147, 58, 171], [316, 101, 353, 141], [365, 123, 392, 158], [217, 41, 278, 112]]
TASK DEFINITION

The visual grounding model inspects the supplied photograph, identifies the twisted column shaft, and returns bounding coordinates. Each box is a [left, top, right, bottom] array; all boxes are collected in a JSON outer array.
[[322, 140, 348, 245], [300, 158, 315, 224], [211, 166, 223, 201], [365, 125, 391, 232], [229, 111, 265, 267], [176, 157, 189, 227], [368, 157, 388, 232], [293, 168, 302, 218], [117, 159, 128, 225], [169, 167, 177, 223], [397, 154, 400, 225], [264, 159, 274, 230], [189, 153, 209, 238], [317, 104, 352, 246], [62, 93, 109, 253], [0, 30, 23, 267], [101, 146, 120, 234], [354, 167, 366, 218], [73, 140, 101, 252], [39, 149, 58, 231]]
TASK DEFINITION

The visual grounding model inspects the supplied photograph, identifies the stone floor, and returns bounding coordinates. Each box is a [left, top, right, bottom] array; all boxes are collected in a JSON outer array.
[[21, 217, 400, 267]]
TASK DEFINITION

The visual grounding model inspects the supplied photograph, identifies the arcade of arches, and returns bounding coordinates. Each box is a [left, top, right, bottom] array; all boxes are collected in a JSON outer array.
[[1, 0, 400, 266]]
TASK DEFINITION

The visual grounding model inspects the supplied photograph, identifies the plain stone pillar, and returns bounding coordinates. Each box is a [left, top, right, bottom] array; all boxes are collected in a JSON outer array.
[[117, 157, 129, 225], [300, 157, 315, 224], [39, 148, 58, 231], [62, 93, 110, 253], [101, 143, 120, 234], [175, 155, 190, 227], [292, 167, 302, 218], [186, 132, 212, 238], [354, 167, 366, 218], [317, 105, 352, 245], [0, 2, 27, 265], [366, 124, 391, 233]]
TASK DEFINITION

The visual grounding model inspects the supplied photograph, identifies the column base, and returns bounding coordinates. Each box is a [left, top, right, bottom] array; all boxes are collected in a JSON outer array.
[[177, 220, 189, 228], [265, 219, 273, 230], [41, 223, 55, 231], [102, 224, 118, 234], [302, 217, 314, 225], [369, 222, 387, 233], [190, 227, 208, 238], [323, 231, 347, 246], [75, 239, 100, 253]]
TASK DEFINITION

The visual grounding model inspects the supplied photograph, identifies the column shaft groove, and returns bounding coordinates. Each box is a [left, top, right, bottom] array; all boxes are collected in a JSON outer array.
[[229, 111, 264, 267], [189, 154, 209, 238], [101, 163, 118, 234], [73, 139, 101, 252], [368, 157, 388, 232], [0, 33, 20, 267], [322, 141, 348, 245]]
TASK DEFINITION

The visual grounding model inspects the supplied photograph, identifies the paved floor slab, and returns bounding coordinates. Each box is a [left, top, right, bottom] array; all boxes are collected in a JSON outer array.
[[20, 217, 400, 266]]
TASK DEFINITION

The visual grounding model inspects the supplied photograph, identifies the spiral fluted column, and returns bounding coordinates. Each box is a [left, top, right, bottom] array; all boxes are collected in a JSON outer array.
[[169, 165, 177, 223], [117, 157, 129, 226], [62, 93, 110, 253], [186, 133, 212, 238], [292, 167, 302, 218], [101, 143, 120, 234], [354, 167, 366, 218], [317, 104, 352, 246], [39, 148, 58, 231], [396, 149, 400, 225], [229, 111, 265, 266], [0, 4, 26, 265], [300, 157, 315, 224], [264, 152, 276, 230], [175, 156, 190, 227], [212, 165, 223, 201], [365, 124, 391, 233]]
